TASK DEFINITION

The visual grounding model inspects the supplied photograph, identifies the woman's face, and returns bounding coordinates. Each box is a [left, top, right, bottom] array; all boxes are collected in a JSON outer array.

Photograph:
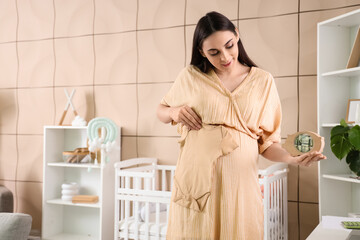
[[200, 30, 239, 73]]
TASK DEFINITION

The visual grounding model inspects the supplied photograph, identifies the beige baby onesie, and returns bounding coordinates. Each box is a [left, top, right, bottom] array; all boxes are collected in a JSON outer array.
[[172, 124, 238, 212]]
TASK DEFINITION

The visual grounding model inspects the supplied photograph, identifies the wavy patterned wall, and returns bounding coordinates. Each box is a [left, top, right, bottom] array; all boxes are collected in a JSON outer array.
[[0, 0, 359, 238]]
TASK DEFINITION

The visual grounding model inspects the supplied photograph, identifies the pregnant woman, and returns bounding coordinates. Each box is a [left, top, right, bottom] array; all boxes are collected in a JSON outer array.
[[157, 11, 325, 239]]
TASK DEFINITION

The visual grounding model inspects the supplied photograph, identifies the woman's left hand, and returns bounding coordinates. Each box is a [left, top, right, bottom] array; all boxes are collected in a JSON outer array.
[[291, 151, 327, 167]]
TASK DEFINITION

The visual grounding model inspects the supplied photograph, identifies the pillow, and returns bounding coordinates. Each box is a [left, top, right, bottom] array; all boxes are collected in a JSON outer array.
[[0, 213, 32, 240]]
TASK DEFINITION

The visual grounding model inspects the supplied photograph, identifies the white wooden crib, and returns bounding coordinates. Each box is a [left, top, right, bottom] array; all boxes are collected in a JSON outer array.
[[114, 158, 288, 240]]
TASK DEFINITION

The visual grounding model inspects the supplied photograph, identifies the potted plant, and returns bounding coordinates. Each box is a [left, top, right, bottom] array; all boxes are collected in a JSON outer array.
[[330, 119, 360, 176]]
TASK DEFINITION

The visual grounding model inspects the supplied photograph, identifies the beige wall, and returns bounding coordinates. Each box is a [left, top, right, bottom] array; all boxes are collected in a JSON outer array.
[[0, 0, 359, 239]]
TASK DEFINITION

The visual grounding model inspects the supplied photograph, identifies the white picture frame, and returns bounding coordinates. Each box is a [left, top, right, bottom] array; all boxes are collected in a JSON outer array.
[[346, 99, 360, 123]]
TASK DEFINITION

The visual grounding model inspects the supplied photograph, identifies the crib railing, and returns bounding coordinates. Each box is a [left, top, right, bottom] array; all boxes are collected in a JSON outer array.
[[114, 158, 176, 240], [259, 163, 288, 240]]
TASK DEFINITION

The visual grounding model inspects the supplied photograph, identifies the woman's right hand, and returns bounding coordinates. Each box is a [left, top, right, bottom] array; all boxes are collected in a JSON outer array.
[[169, 105, 202, 130]]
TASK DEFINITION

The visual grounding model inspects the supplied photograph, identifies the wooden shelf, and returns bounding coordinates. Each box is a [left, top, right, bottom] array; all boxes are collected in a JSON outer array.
[[321, 123, 355, 127], [42, 233, 98, 240], [322, 66, 360, 77], [47, 162, 102, 169], [44, 125, 87, 130], [46, 199, 100, 208], [322, 174, 360, 184]]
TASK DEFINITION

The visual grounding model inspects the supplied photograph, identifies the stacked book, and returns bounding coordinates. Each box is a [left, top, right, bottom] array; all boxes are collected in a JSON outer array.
[[72, 195, 99, 204]]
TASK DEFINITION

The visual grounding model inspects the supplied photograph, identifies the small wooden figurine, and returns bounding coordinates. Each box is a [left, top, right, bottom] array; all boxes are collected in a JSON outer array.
[[58, 88, 78, 125]]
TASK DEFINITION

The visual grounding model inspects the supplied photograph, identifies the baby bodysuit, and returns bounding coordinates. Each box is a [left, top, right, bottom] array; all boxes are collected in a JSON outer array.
[[172, 124, 238, 212]]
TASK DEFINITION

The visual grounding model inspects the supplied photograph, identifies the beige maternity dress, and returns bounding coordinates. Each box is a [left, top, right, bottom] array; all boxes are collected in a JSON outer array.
[[160, 65, 282, 240]]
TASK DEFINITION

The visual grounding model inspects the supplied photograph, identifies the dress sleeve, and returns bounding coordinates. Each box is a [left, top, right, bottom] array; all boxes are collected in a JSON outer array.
[[257, 74, 282, 154], [160, 67, 191, 107], [160, 67, 193, 127]]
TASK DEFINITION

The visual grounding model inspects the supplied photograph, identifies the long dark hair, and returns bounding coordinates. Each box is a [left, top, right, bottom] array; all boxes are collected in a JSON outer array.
[[190, 11, 257, 73]]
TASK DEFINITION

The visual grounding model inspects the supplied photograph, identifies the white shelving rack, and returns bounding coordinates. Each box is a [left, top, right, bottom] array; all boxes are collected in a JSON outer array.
[[318, 8, 360, 219], [41, 125, 121, 240]]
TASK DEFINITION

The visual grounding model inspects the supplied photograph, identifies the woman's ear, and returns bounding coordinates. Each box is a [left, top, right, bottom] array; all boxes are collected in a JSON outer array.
[[235, 28, 240, 42], [199, 48, 206, 58]]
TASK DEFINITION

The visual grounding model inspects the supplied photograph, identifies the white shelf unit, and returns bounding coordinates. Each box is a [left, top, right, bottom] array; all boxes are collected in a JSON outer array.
[[42, 125, 121, 240], [318, 9, 360, 219], [321, 123, 355, 128]]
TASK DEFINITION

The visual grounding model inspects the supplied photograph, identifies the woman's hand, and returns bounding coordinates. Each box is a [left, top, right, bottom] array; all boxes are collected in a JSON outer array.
[[291, 151, 327, 167], [169, 105, 202, 130], [261, 142, 327, 167]]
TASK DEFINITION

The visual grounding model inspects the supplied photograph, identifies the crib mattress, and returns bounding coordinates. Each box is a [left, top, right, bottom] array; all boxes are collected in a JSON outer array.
[[118, 212, 168, 238]]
